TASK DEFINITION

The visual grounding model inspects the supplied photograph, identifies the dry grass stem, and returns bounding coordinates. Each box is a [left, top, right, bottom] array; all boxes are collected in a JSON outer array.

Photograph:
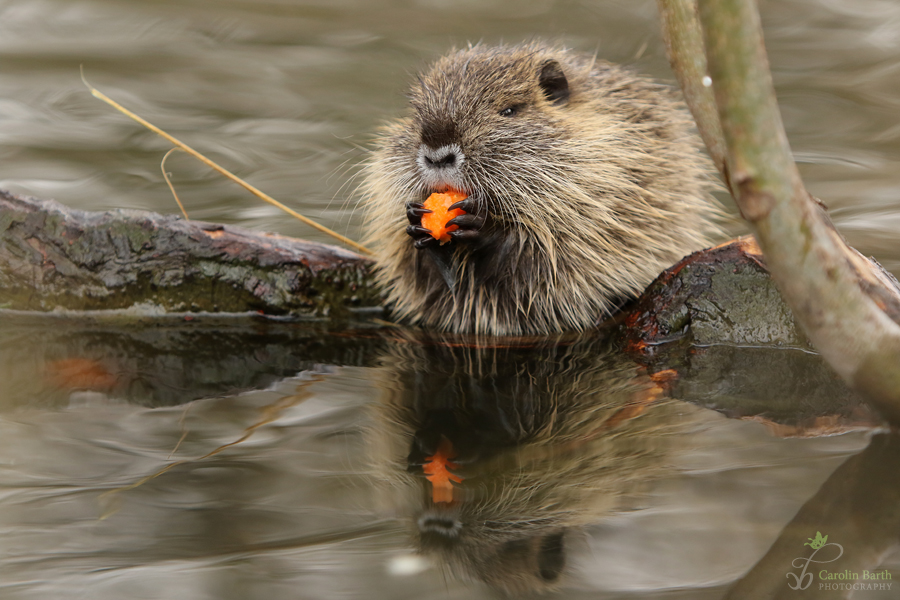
[[161, 147, 190, 221], [81, 68, 372, 256]]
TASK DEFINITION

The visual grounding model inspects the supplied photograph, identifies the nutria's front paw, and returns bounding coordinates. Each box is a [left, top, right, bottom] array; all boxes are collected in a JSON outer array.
[[406, 202, 437, 249], [447, 196, 488, 245]]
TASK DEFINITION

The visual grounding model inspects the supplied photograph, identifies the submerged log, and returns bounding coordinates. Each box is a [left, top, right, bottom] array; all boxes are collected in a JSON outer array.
[[0, 190, 382, 318], [620, 235, 809, 351], [615, 236, 874, 428], [2, 189, 803, 339], [0, 193, 877, 426], [0, 189, 825, 358], [0, 187, 860, 363]]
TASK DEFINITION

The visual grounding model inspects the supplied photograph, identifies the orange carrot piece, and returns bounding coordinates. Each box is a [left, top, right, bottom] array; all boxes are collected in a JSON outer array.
[[421, 191, 467, 244], [423, 437, 463, 504]]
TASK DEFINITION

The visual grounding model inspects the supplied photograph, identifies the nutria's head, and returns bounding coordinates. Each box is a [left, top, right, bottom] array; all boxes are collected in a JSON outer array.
[[367, 43, 597, 229], [405, 46, 576, 211]]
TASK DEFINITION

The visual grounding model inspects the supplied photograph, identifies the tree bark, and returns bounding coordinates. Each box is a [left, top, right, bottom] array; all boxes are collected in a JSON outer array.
[[0, 190, 383, 318]]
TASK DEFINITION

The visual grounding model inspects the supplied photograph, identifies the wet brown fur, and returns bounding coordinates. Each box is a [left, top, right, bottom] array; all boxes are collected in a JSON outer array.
[[361, 42, 723, 336]]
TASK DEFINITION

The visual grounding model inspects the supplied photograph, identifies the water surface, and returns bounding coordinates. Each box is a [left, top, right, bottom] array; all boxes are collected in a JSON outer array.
[[2, 0, 900, 598]]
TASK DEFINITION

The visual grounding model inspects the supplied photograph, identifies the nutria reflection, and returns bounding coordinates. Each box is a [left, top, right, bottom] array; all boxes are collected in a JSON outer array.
[[366, 333, 684, 594]]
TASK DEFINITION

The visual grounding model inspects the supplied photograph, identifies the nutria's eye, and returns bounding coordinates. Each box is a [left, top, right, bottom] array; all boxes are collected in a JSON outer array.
[[499, 104, 524, 117]]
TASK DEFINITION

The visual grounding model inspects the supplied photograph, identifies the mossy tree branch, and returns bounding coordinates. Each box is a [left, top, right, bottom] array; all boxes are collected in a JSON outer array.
[[657, 0, 900, 423]]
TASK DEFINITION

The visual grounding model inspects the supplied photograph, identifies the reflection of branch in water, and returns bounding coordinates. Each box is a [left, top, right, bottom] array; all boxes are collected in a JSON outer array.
[[726, 433, 900, 599], [99, 370, 327, 517], [168, 402, 193, 459]]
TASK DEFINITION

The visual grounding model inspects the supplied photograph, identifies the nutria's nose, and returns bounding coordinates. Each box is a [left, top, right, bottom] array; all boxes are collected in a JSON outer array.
[[424, 149, 456, 168], [417, 511, 463, 539], [417, 143, 465, 176]]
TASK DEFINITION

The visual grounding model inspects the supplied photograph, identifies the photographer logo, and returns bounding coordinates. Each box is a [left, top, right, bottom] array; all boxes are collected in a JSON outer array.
[[786, 532, 892, 592]]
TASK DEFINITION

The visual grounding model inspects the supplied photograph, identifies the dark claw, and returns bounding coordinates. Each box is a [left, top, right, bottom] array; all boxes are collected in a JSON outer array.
[[407, 202, 432, 223], [446, 197, 487, 245], [448, 229, 482, 242], [407, 223, 431, 236], [414, 236, 438, 249], [447, 214, 485, 229], [407, 223, 438, 249], [448, 198, 478, 213], [406, 203, 437, 250], [407, 223, 434, 238]]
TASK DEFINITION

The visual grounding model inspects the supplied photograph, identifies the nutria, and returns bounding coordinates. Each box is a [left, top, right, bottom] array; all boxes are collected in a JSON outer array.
[[361, 42, 723, 336], [364, 334, 688, 594]]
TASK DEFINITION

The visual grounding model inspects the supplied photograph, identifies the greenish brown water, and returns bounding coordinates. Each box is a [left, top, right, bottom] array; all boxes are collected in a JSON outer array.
[[2, 0, 900, 598]]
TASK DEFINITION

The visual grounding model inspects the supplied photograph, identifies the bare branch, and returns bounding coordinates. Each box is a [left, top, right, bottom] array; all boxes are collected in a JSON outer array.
[[657, 0, 729, 187], [659, 0, 900, 422]]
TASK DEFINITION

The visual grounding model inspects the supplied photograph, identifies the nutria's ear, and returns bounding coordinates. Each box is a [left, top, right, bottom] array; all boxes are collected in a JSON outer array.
[[539, 60, 570, 106]]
